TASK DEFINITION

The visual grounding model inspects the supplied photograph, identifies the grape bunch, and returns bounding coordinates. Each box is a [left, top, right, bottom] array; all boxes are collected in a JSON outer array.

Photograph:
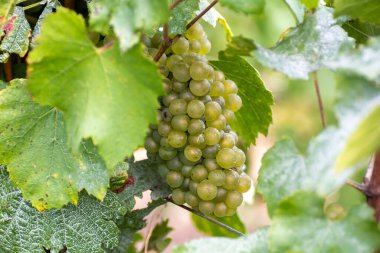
[[144, 23, 251, 217]]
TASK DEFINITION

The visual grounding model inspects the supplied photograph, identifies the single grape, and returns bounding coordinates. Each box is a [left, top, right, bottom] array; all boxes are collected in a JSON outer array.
[[179, 89, 196, 102], [166, 55, 183, 72], [158, 122, 172, 137], [197, 180, 217, 200], [199, 201, 215, 215], [216, 148, 236, 169], [234, 148, 246, 167], [185, 23, 204, 39], [159, 65, 169, 77], [185, 192, 200, 207], [237, 173, 251, 193], [182, 52, 206, 65], [223, 80, 238, 94], [169, 99, 187, 116], [181, 177, 190, 190], [172, 37, 189, 54], [173, 62, 191, 82], [163, 78, 172, 93], [181, 165, 193, 177], [225, 94, 242, 112], [225, 208, 236, 217], [214, 202, 228, 217], [212, 96, 226, 109], [223, 170, 239, 190], [204, 101, 222, 122], [190, 61, 211, 81], [184, 145, 202, 162], [159, 147, 177, 160], [188, 134, 207, 149], [202, 144, 220, 159], [214, 187, 228, 202], [219, 133, 235, 149], [179, 152, 197, 166], [199, 37, 211, 55], [204, 127, 221, 145], [200, 95, 212, 104], [189, 180, 199, 195], [189, 80, 210, 96], [144, 137, 159, 154], [158, 163, 169, 178], [172, 81, 187, 93], [171, 115, 190, 131], [225, 190, 243, 208], [188, 119, 206, 135], [167, 156, 182, 171], [166, 171, 184, 188], [163, 92, 178, 107], [167, 130, 187, 148], [208, 170, 226, 186], [189, 39, 201, 53], [203, 158, 221, 171], [172, 188, 186, 205], [223, 109, 235, 124], [210, 81, 225, 96], [190, 165, 208, 182], [214, 71, 225, 81], [207, 115, 226, 130], [159, 137, 170, 149], [187, 100, 205, 119]]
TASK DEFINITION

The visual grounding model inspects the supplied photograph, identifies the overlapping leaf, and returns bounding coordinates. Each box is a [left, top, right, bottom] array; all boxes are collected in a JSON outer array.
[[28, 8, 164, 171], [0, 0, 16, 36], [169, 0, 199, 35], [335, 0, 380, 26], [31, 0, 58, 46], [219, 0, 265, 15], [210, 52, 274, 145]]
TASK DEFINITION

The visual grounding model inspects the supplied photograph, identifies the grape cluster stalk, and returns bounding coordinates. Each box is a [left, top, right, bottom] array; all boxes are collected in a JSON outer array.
[[144, 23, 251, 217]]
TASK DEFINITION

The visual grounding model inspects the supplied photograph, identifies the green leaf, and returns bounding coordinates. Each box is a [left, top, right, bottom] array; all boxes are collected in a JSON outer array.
[[0, 6, 31, 62], [300, 0, 319, 11], [173, 228, 268, 253], [284, 0, 306, 23], [269, 191, 380, 253], [148, 219, 173, 252], [342, 20, 380, 45], [335, 0, 380, 26], [255, 7, 354, 79], [191, 213, 246, 238], [31, 0, 58, 47], [0, 168, 128, 253], [28, 8, 164, 170], [0, 79, 111, 210], [210, 52, 273, 145], [169, 0, 199, 35], [88, 0, 170, 50], [224, 35, 256, 56], [219, 0, 265, 15], [0, 0, 15, 36], [326, 37, 380, 83]]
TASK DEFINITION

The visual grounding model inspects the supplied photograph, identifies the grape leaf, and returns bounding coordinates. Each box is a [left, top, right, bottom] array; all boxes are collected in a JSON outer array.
[[269, 191, 380, 253], [342, 20, 380, 45], [210, 52, 274, 145], [31, 0, 58, 47], [173, 228, 268, 253], [0, 79, 111, 210], [169, 0, 199, 35], [255, 7, 354, 79], [191, 213, 246, 238], [335, 0, 380, 26], [88, 0, 170, 50], [0, 0, 15, 36], [0, 6, 31, 62], [28, 8, 164, 171], [0, 167, 128, 253], [224, 35, 256, 56], [326, 37, 380, 83], [219, 0, 265, 15], [284, 0, 306, 23], [147, 219, 173, 252]]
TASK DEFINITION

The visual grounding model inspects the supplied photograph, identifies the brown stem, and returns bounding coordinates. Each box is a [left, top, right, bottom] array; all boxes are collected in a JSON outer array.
[[186, 0, 218, 30], [170, 0, 185, 10], [166, 197, 244, 236], [63, 0, 75, 9], [4, 58, 12, 82], [312, 72, 327, 128]]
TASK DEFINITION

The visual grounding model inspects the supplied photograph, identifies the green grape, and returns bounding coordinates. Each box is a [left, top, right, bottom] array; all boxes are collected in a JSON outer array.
[[214, 187, 228, 202], [185, 192, 200, 207], [172, 81, 187, 93], [212, 96, 225, 109], [182, 52, 206, 65], [189, 80, 210, 96], [199, 201, 215, 215], [159, 147, 177, 160], [223, 109, 235, 124], [172, 188, 186, 205], [190, 61, 211, 81], [237, 173, 251, 193], [179, 90, 195, 103], [169, 99, 187, 115], [144, 137, 159, 154], [197, 180, 217, 200], [181, 177, 190, 190], [225, 208, 236, 217], [151, 33, 163, 48], [189, 39, 201, 53], [223, 80, 238, 94], [214, 71, 225, 81], [203, 158, 221, 171], [200, 95, 212, 104], [214, 202, 228, 217], [163, 78, 172, 93], [141, 34, 151, 47], [163, 92, 178, 107], [185, 22, 204, 39], [149, 124, 158, 130], [158, 122, 172, 137], [159, 65, 169, 77], [207, 115, 226, 130], [234, 148, 246, 167], [184, 145, 202, 162], [147, 152, 157, 161], [172, 37, 189, 54], [159, 137, 171, 149], [189, 180, 199, 195], [225, 190, 243, 208], [167, 157, 182, 171], [158, 163, 169, 178], [181, 165, 193, 177], [204, 101, 222, 121], [210, 81, 225, 96], [166, 170, 184, 188], [188, 134, 206, 149], [179, 152, 197, 166], [219, 133, 235, 149], [216, 148, 236, 169], [223, 170, 239, 190], [198, 37, 211, 55], [167, 130, 187, 148], [190, 164, 208, 182], [188, 119, 205, 135], [171, 115, 190, 131], [208, 169, 226, 186], [202, 144, 220, 159], [187, 100, 205, 119], [204, 127, 221, 145], [166, 55, 183, 72], [225, 94, 242, 112], [173, 62, 191, 82]]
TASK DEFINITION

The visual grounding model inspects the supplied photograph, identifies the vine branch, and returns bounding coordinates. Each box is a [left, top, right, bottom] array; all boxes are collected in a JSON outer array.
[[312, 72, 327, 128], [165, 197, 245, 237], [4, 58, 12, 82]]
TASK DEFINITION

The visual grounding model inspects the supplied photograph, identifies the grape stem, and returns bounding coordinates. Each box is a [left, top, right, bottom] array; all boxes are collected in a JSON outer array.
[[165, 197, 245, 237], [312, 72, 327, 128], [154, 0, 219, 62]]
